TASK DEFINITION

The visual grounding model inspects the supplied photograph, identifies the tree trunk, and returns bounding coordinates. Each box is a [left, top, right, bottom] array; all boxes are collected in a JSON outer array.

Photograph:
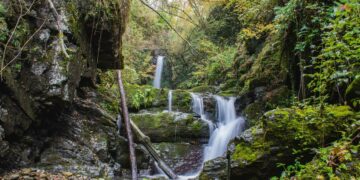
[[116, 70, 138, 179]]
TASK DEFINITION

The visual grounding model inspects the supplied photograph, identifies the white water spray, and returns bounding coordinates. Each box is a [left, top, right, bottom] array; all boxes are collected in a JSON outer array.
[[168, 90, 173, 112], [190, 93, 214, 133], [204, 96, 245, 161], [153, 56, 164, 89]]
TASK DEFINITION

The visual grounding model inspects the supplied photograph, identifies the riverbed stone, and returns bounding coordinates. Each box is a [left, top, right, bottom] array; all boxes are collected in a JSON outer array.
[[153, 143, 204, 174], [200, 157, 228, 180]]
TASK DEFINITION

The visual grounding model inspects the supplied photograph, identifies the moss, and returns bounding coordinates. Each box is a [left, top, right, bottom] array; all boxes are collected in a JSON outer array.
[[325, 105, 354, 118], [243, 102, 265, 126], [190, 85, 216, 93], [218, 90, 237, 97], [264, 105, 357, 150], [232, 142, 264, 163], [0, 15, 7, 42], [130, 112, 208, 142], [190, 120, 203, 133]]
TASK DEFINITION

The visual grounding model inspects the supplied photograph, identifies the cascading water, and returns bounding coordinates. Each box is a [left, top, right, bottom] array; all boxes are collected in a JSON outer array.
[[190, 93, 214, 133], [153, 56, 164, 88], [204, 95, 245, 161], [168, 90, 172, 112]]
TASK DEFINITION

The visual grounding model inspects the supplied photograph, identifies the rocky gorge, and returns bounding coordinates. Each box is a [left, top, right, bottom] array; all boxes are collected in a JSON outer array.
[[1, 0, 359, 179]]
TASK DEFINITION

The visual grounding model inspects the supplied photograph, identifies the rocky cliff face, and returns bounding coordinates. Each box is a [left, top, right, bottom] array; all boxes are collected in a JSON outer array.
[[0, 0, 135, 178]]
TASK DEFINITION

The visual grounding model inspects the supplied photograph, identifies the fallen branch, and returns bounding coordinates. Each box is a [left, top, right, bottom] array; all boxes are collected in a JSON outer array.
[[116, 70, 138, 180], [46, 0, 69, 58], [130, 120, 178, 179]]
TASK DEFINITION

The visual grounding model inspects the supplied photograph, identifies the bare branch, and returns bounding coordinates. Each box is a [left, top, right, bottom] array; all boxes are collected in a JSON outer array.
[[158, 7, 199, 27], [138, 0, 193, 48], [1, 0, 37, 79], [0, 18, 47, 74]]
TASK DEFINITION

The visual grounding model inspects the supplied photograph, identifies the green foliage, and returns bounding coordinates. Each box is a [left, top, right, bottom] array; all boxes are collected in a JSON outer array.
[[204, 4, 241, 44], [124, 83, 157, 110], [0, 17, 7, 42], [193, 45, 237, 86], [273, 0, 299, 31], [0, 3, 5, 15], [98, 70, 163, 111], [306, 1, 360, 103], [278, 139, 360, 180]]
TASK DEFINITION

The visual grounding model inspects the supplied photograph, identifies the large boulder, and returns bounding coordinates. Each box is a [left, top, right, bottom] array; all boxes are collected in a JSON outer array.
[[199, 157, 228, 180], [131, 112, 210, 143], [229, 105, 358, 179]]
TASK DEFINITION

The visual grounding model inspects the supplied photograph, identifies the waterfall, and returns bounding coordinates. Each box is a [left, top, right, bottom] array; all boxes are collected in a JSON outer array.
[[190, 93, 214, 133], [168, 90, 172, 112], [153, 56, 164, 88], [204, 95, 245, 161]]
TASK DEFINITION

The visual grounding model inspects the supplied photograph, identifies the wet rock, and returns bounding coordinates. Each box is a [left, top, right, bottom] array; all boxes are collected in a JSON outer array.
[[1, 168, 89, 179], [0, 95, 32, 137], [202, 94, 217, 122], [0, 125, 9, 157], [242, 101, 265, 127], [0, 125, 4, 139], [239, 126, 263, 143], [200, 157, 228, 180], [37, 29, 51, 43], [153, 143, 203, 174]]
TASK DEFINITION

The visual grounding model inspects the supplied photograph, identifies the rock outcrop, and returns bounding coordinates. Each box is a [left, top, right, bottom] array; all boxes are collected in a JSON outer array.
[[0, 0, 134, 178]]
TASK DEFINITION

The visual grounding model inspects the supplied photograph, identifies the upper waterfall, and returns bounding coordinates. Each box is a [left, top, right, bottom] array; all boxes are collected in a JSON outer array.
[[153, 56, 164, 88]]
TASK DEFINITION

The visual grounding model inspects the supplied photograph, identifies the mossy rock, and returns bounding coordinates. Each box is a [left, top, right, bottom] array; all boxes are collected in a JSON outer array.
[[264, 105, 356, 148], [130, 112, 209, 142], [242, 102, 265, 127], [229, 125, 288, 179], [190, 85, 216, 93], [218, 89, 237, 97], [230, 105, 358, 179], [200, 157, 228, 180]]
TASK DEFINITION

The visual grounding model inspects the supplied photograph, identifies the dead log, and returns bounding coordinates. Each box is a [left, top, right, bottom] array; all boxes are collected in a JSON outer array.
[[116, 70, 138, 180]]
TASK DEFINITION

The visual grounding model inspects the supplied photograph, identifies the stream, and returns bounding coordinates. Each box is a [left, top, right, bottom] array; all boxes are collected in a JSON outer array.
[[149, 55, 246, 179]]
